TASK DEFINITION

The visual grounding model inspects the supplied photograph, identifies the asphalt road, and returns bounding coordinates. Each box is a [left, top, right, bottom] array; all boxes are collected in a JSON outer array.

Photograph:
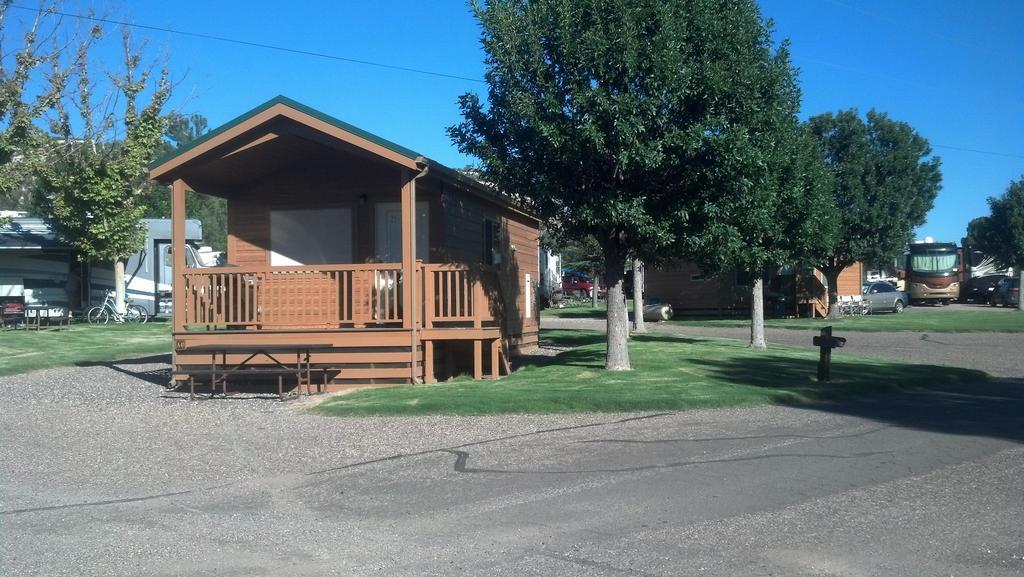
[[1, 325, 1022, 576]]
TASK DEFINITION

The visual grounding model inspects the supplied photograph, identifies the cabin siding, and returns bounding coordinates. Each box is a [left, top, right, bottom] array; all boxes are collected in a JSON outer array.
[[835, 263, 864, 296], [644, 261, 740, 312], [440, 181, 540, 352]]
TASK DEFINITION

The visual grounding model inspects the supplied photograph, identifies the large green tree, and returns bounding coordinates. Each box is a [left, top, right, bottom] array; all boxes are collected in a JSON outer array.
[[35, 29, 170, 314], [806, 109, 942, 316], [710, 127, 837, 349], [973, 176, 1024, 311], [450, 0, 802, 369]]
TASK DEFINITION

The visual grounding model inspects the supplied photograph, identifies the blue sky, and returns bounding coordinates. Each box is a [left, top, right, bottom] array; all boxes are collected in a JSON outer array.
[[14, 0, 1024, 244]]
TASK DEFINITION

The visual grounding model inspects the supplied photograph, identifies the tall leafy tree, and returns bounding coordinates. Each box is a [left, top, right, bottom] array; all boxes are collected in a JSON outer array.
[[973, 176, 1024, 311], [450, 0, 802, 369], [708, 128, 837, 349], [806, 109, 942, 317], [35, 29, 170, 314]]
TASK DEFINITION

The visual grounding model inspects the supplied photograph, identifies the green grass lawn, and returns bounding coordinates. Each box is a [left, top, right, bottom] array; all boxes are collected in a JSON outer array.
[[543, 302, 1024, 332], [0, 322, 171, 377], [313, 329, 986, 417]]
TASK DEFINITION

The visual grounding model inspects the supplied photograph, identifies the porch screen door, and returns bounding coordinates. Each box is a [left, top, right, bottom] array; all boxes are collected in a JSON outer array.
[[375, 202, 428, 263], [270, 208, 353, 265]]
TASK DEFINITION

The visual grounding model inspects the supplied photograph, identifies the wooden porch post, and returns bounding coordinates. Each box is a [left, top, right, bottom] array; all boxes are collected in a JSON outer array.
[[171, 179, 187, 333], [401, 169, 420, 382], [473, 340, 483, 380], [424, 340, 435, 384], [491, 338, 500, 379]]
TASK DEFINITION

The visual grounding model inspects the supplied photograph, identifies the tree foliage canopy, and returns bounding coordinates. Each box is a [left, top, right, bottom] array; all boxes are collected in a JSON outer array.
[[451, 0, 802, 261], [974, 176, 1024, 270], [137, 112, 228, 251], [34, 29, 170, 263], [806, 109, 942, 270], [0, 2, 86, 210]]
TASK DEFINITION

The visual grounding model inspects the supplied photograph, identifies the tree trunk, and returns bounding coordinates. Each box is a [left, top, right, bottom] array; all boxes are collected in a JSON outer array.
[[1019, 268, 1023, 312], [604, 251, 630, 371], [591, 268, 599, 309], [113, 259, 127, 315], [823, 267, 843, 318], [750, 275, 767, 350], [632, 258, 646, 332]]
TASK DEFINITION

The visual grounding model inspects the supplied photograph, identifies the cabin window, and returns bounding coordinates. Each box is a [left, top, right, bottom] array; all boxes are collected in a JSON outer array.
[[374, 202, 429, 262], [270, 208, 353, 266], [484, 219, 502, 266]]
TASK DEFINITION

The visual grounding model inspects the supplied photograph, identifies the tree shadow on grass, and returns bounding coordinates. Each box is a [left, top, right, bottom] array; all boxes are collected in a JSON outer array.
[[544, 308, 607, 319], [688, 354, 1024, 443], [524, 332, 709, 370]]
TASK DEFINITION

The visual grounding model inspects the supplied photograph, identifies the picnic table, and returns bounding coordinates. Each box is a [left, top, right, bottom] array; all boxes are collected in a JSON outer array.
[[23, 305, 73, 330], [180, 343, 333, 400]]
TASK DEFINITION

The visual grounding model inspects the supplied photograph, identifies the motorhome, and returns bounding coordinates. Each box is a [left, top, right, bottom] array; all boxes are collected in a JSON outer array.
[[0, 217, 204, 316]]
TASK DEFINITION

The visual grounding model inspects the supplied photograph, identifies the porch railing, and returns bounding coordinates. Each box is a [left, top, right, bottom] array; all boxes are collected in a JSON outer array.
[[422, 263, 494, 327], [180, 262, 496, 330]]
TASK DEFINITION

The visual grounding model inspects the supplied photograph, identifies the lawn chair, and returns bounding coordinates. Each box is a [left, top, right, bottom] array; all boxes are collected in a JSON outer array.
[[850, 294, 870, 315], [836, 295, 852, 316]]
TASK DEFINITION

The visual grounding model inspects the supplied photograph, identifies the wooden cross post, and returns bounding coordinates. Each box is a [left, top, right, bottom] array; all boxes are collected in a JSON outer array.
[[817, 326, 833, 383], [813, 326, 846, 382]]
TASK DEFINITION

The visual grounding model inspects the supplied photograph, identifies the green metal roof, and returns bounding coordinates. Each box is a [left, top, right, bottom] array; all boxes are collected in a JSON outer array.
[[149, 95, 424, 171]]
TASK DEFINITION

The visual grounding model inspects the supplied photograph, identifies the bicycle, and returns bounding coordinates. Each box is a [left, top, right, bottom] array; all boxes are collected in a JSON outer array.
[[87, 291, 149, 324]]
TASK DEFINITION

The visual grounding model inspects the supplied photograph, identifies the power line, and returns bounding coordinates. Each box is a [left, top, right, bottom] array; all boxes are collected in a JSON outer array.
[[822, 0, 1005, 59], [8, 4, 486, 84], [932, 144, 1024, 160], [8, 5, 1022, 162]]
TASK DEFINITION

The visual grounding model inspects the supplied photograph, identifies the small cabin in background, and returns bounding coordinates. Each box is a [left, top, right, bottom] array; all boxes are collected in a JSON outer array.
[[149, 96, 540, 390], [644, 261, 864, 318]]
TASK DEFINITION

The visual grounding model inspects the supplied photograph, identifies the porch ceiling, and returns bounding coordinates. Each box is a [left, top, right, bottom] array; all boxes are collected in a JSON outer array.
[[179, 132, 386, 196], [149, 97, 422, 191]]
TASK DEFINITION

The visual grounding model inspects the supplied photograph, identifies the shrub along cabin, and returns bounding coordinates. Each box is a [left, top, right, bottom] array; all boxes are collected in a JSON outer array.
[[149, 96, 540, 393]]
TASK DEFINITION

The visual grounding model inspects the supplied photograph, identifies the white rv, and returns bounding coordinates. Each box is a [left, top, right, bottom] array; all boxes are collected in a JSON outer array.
[[0, 217, 204, 317]]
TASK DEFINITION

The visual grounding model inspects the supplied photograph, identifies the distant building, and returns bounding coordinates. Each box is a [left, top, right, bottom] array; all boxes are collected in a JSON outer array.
[[644, 261, 864, 318]]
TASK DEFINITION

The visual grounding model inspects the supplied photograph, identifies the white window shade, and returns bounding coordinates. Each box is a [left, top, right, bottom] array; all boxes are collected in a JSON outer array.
[[270, 208, 353, 266]]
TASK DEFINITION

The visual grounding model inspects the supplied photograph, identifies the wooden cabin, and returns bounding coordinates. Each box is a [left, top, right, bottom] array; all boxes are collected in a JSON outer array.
[[644, 261, 864, 318], [149, 96, 540, 392]]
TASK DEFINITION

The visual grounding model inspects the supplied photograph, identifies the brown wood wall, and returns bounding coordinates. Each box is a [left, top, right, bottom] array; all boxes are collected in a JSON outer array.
[[224, 159, 444, 266], [644, 261, 742, 311], [835, 262, 864, 296], [441, 183, 540, 351]]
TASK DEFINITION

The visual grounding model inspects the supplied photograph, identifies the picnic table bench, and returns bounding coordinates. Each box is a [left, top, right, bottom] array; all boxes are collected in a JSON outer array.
[[179, 343, 339, 401]]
